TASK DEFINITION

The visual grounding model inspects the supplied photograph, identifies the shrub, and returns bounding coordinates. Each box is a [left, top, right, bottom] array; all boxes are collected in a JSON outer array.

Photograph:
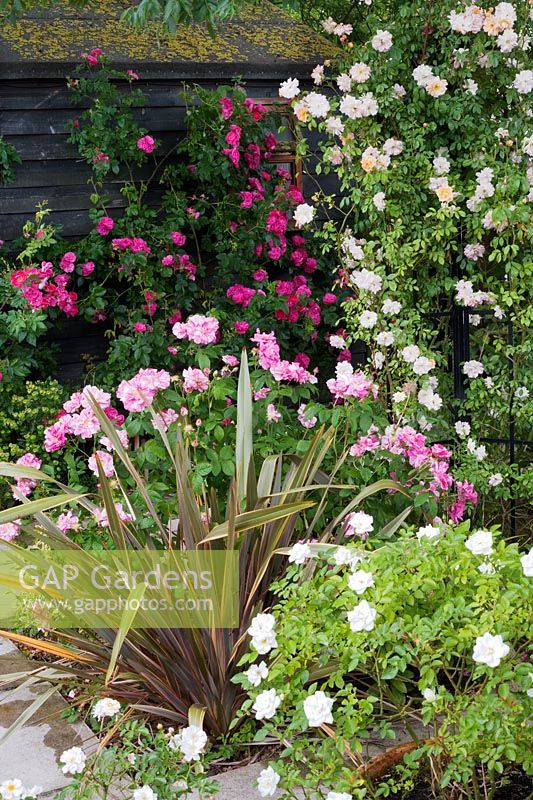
[[238, 524, 533, 798]]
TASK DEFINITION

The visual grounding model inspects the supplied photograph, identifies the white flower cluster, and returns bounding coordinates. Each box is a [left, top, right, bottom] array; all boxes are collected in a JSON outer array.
[[339, 92, 379, 120], [322, 17, 353, 37], [294, 92, 331, 122], [467, 438, 487, 461], [0, 781, 41, 800], [413, 65, 448, 97], [463, 359, 484, 379], [248, 612, 277, 654], [92, 696, 121, 722], [169, 724, 207, 762], [455, 279, 493, 307], [467, 167, 496, 211], [59, 747, 86, 775]]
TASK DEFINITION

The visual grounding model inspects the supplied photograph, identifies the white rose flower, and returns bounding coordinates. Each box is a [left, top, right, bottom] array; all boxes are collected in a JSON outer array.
[[465, 79, 478, 95], [326, 794, 352, 800], [333, 546, 364, 567], [246, 661, 269, 687], [422, 688, 437, 702], [305, 92, 331, 118], [325, 116, 345, 136], [345, 511, 374, 536], [373, 191, 386, 211], [413, 64, 434, 87], [293, 203, 315, 228], [92, 697, 121, 721], [498, 29, 518, 52], [348, 569, 374, 594], [249, 613, 277, 654], [412, 356, 435, 375], [488, 473, 503, 487], [350, 62, 371, 83], [133, 786, 157, 800], [520, 547, 533, 577], [383, 137, 403, 157], [330, 335, 346, 349], [59, 747, 86, 775], [279, 78, 300, 99], [251, 631, 277, 654], [393, 83, 407, 98], [376, 331, 394, 347], [416, 525, 441, 541], [253, 688, 282, 720], [351, 268, 381, 291], [347, 599, 377, 632], [257, 766, 281, 797], [511, 69, 533, 93], [465, 530, 493, 556], [288, 542, 312, 565], [515, 386, 529, 399], [472, 633, 510, 668], [311, 64, 324, 84], [336, 73, 352, 92], [463, 360, 484, 378], [401, 345, 420, 363], [248, 612, 275, 637], [372, 29, 393, 51], [303, 690, 334, 727], [417, 387, 443, 411], [382, 299, 401, 315], [359, 311, 378, 329], [373, 352, 385, 369], [455, 420, 471, 437], [426, 77, 448, 97], [478, 561, 496, 575], [169, 725, 207, 762], [392, 391, 407, 404], [433, 155, 450, 175]]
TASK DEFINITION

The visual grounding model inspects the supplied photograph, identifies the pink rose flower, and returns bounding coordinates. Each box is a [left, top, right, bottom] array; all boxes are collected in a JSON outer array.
[[137, 135, 156, 154], [219, 97, 233, 119], [96, 216, 114, 235], [81, 261, 95, 276], [234, 321, 250, 334], [170, 231, 187, 246], [60, 252, 77, 273]]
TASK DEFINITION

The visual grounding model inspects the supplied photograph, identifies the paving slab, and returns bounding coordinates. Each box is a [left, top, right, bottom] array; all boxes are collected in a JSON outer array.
[[0, 639, 97, 791]]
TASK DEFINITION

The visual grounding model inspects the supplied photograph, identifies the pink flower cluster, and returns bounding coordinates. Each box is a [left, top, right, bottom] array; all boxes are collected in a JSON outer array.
[[116, 368, 171, 412], [226, 284, 257, 307], [182, 367, 210, 393], [251, 329, 317, 385], [44, 386, 125, 452], [172, 314, 219, 345], [274, 275, 321, 325], [12, 452, 42, 498], [10, 262, 79, 317], [0, 521, 21, 542], [448, 480, 478, 523], [81, 47, 102, 67], [223, 124, 242, 167], [112, 237, 151, 255], [348, 425, 478, 518], [326, 362, 376, 401]]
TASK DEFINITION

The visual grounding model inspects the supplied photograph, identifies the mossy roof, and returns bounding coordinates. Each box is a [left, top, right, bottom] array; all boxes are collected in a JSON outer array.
[[0, 0, 339, 76]]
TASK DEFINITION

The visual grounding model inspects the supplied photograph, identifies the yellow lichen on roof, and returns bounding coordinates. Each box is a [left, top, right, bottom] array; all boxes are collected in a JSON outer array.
[[0, 0, 339, 63]]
